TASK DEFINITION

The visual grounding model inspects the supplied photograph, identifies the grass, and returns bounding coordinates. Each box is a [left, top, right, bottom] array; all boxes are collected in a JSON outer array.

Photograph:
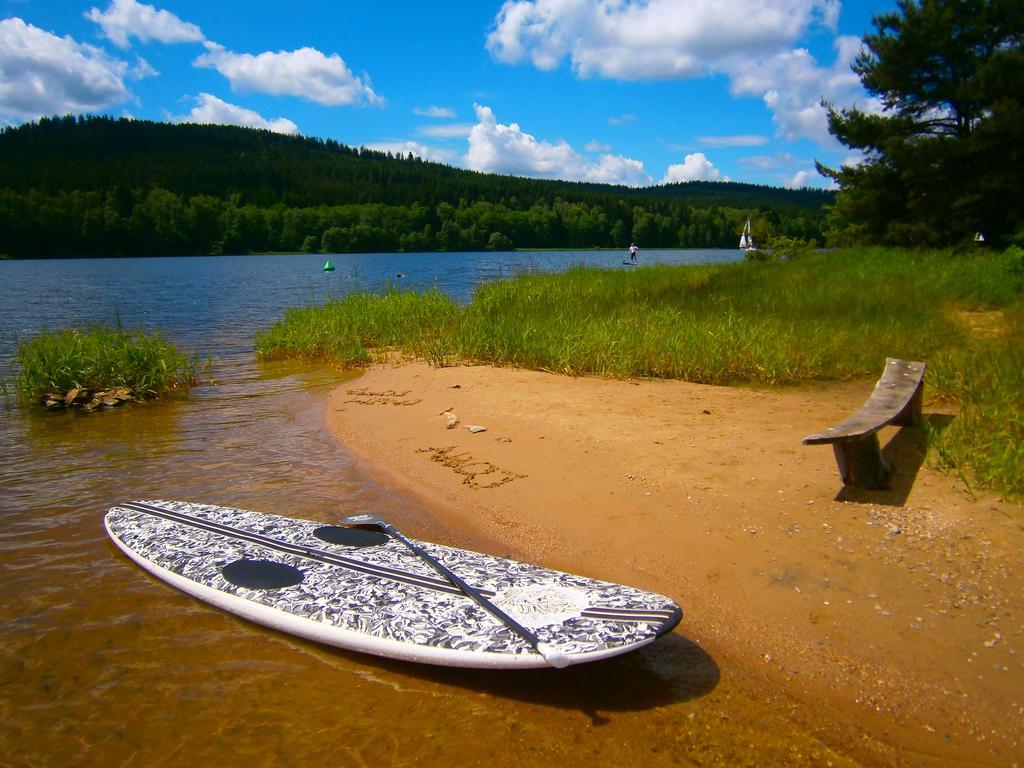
[[927, 305, 1024, 499], [14, 326, 199, 403], [255, 288, 461, 367], [257, 247, 1024, 500]]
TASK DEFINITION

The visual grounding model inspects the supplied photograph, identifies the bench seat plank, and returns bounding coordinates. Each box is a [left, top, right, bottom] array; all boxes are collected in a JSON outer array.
[[803, 358, 926, 489], [803, 359, 926, 444]]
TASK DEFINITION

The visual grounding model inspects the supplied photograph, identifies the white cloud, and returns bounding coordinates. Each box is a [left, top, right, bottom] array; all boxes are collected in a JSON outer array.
[[419, 123, 474, 138], [130, 56, 159, 79], [787, 167, 835, 189], [85, 0, 204, 49], [0, 18, 137, 121], [728, 36, 868, 145], [735, 151, 833, 187], [488, 0, 839, 80], [413, 105, 456, 118], [176, 93, 298, 134], [363, 140, 456, 164], [697, 134, 768, 148], [786, 169, 814, 188], [584, 140, 610, 152], [586, 154, 650, 185], [661, 152, 729, 183], [487, 0, 876, 148], [731, 149, 833, 187], [195, 43, 383, 107], [465, 104, 651, 186]]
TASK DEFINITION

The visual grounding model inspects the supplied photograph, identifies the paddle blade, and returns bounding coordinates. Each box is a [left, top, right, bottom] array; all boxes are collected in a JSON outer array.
[[536, 643, 572, 669], [339, 513, 389, 529]]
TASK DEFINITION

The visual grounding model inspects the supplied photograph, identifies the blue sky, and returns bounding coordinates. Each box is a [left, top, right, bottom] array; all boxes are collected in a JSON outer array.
[[0, 0, 895, 188]]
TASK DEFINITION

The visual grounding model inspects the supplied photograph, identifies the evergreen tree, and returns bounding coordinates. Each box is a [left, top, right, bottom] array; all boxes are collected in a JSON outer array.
[[819, 0, 1024, 246], [0, 116, 832, 257]]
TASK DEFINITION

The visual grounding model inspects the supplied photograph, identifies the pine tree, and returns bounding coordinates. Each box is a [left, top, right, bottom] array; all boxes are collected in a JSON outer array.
[[819, 0, 1024, 246]]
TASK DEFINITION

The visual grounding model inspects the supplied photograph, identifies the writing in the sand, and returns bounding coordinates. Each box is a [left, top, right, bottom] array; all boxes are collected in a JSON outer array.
[[344, 388, 422, 406], [416, 446, 526, 490]]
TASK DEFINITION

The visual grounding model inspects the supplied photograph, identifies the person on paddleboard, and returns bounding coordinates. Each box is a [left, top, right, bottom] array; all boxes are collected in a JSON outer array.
[[629, 242, 638, 263]]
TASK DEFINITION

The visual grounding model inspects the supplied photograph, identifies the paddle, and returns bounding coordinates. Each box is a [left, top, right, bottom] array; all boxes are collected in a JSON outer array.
[[339, 513, 571, 669]]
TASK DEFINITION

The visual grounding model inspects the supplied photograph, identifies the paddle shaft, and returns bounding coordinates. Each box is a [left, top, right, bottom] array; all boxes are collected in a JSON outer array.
[[340, 513, 569, 667], [378, 522, 549, 652]]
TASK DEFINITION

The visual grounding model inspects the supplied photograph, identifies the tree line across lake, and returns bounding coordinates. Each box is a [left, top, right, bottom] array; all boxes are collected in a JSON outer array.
[[0, 116, 829, 258], [0, 187, 830, 257]]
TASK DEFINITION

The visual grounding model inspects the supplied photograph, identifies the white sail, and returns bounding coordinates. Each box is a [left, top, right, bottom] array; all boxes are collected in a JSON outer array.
[[739, 219, 755, 250]]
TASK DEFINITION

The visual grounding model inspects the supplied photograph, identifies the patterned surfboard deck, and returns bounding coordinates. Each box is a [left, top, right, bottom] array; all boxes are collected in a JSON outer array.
[[105, 500, 682, 669]]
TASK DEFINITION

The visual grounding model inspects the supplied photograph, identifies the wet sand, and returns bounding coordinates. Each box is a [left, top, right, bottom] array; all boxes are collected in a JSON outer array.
[[326, 360, 1024, 766]]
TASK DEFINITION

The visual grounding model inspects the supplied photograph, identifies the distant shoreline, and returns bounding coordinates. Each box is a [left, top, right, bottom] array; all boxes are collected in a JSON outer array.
[[0, 246, 741, 261]]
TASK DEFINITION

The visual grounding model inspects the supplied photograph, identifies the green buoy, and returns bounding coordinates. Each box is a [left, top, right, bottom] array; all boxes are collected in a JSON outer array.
[[323, 260, 335, 272]]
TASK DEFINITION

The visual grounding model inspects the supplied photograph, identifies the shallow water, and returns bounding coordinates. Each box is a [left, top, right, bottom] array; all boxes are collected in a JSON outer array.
[[1, 250, 863, 767]]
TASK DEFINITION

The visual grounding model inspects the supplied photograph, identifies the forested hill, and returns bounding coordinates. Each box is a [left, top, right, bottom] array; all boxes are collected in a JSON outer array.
[[0, 115, 832, 257], [632, 180, 832, 210]]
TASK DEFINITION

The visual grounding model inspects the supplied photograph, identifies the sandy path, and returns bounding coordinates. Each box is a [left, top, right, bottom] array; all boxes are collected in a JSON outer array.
[[326, 360, 1023, 765]]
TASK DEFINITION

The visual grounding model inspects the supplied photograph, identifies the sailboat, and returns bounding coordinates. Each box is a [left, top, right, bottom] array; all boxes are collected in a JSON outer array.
[[739, 219, 756, 251]]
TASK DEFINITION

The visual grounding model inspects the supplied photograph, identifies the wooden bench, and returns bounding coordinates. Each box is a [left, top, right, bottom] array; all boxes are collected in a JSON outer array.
[[803, 358, 927, 489]]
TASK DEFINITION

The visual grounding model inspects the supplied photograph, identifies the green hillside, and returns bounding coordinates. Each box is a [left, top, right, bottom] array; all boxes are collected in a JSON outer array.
[[0, 115, 832, 257]]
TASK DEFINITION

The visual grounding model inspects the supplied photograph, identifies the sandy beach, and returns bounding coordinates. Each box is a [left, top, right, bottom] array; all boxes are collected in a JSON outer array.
[[326, 360, 1023, 765]]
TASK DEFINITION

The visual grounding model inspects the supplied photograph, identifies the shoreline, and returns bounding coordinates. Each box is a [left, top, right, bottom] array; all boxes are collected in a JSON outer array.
[[325, 360, 1023, 765], [0, 246, 738, 260]]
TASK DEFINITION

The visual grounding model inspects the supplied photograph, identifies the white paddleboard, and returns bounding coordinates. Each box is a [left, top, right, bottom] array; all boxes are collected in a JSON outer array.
[[105, 500, 681, 669]]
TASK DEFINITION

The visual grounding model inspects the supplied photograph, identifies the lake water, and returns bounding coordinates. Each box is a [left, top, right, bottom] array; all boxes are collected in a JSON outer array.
[[0, 249, 767, 767]]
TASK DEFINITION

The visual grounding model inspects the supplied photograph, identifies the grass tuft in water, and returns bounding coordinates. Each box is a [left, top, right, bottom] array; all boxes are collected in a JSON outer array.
[[14, 326, 199, 404]]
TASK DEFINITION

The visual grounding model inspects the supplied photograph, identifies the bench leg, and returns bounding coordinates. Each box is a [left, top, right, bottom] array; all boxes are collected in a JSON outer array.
[[891, 379, 924, 427], [833, 434, 892, 489]]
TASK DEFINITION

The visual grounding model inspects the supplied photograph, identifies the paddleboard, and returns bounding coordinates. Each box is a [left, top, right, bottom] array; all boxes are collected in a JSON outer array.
[[622, 259, 638, 266], [105, 500, 681, 669]]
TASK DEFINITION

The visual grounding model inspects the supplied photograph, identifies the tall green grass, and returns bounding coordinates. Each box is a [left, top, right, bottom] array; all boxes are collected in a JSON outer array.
[[928, 305, 1024, 499], [14, 326, 198, 401], [257, 248, 1024, 499], [255, 288, 460, 367]]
